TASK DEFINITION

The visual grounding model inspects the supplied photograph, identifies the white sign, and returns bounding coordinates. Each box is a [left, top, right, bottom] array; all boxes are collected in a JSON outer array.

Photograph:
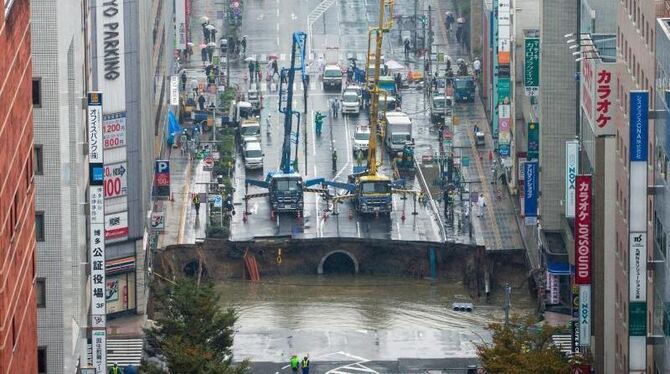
[[579, 285, 591, 347], [92, 330, 107, 373], [565, 141, 579, 218], [105, 211, 129, 243], [103, 112, 126, 150], [89, 222, 106, 316], [170, 75, 180, 106], [175, 0, 186, 49], [87, 92, 103, 162], [546, 272, 560, 305], [89, 185, 105, 224], [150, 211, 165, 231], [499, 104, 511, 119], [629, 233, 647, 302], [103, 162, 128, 199], [96, 0, 126, 112]]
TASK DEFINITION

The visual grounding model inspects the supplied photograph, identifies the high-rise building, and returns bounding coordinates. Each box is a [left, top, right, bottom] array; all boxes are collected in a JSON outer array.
[[0, 0, 38, 372], [31, 0, 89, 372]]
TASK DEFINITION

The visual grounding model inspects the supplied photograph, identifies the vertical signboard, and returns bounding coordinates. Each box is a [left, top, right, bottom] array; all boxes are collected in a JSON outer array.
[[523, 161, 538, 225], [628, 91, 648, 372], [154, 160, 171, 198], [524, 38, 540, 96], [88, 92, 106, 371], [581, 50, 616, 136], [575, 175, 592, 347], [170, 75, 180, 106], [565, 140, 579, 218], [175, 0, 186, 50], [527, 122, 539, 161]]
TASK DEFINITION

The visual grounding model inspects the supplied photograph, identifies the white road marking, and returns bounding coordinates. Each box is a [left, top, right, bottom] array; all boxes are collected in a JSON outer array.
[[276, 8, 279, 17], [257, 13, 264, 20], [356, 221, 361, 237], [396, 221, 402, 240], [280, 53, 286, 61], [277, 37, 280, 47], [276, 23, 280, 31], [333, 115, 352, 180]]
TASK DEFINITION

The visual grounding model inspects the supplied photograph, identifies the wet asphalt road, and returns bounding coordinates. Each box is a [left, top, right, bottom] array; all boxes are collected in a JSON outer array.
[[228, 0, 451, 243]]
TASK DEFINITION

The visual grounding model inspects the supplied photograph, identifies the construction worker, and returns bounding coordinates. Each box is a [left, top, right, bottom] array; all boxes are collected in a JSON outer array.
[[108, 363, 124, 374], [356, 149, 364, 166], [193, 194, 201, 215], [290, 354, 300, 373], [301, 356, 310, 374]]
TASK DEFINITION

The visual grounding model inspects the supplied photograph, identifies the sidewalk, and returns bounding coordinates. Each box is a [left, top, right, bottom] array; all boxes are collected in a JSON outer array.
[[433, 0, 524, 251]]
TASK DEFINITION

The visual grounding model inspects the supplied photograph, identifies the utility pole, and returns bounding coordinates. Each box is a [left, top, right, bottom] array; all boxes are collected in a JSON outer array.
[[304, 79, 309, 175], [503, 282, 512, 326], [413, 0, 418, 52]]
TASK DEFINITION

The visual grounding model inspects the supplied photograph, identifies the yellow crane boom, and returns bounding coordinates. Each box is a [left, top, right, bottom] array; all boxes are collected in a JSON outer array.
[[364, 0, 394, 176]]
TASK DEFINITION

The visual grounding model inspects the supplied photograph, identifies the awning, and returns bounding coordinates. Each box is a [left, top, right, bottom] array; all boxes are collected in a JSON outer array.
[[547, 262, 573, 275]]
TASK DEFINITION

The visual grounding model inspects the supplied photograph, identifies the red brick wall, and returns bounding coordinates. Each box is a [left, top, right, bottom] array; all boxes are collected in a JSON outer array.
[[0, 0, 38, 372]]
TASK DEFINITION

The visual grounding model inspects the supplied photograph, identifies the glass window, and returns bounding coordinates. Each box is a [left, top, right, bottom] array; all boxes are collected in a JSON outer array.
[[32, 78, 42, 107], [354, 132, 370, 141], [34, 145, 43, 175], [361, 181, 390, 194], [324, 69, 342, 78], [36, 278, 46, 308], [38, 346, 47, 374], [276, 179, 300, 191], [35, 211, 45, 242], [245, 149, 262, 158]]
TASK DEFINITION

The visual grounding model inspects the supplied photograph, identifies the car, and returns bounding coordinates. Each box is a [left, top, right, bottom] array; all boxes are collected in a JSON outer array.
[[341, 91, 360, 114], [243, 140, 264, 170], [344, 85, 363, 103], [352, 124, 371, 154], [323, 65, 343, 91]]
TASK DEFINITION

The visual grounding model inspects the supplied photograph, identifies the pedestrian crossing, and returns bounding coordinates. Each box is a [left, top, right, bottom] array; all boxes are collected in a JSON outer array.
[[249, 51, 369, 64], [248, 80, 322, 93]]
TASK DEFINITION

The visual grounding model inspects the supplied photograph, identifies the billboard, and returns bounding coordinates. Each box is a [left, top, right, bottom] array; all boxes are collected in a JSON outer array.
[[527, 122, 539, 161], [579, 285, 591, 346], [565, 140, 579, 218], [105, 211, 129, 242], [103, 162, 128, 199], [103, 112, 127, 150], [628, 91, 648, 372], [175, 0, 186, 50], [170, 75, 180, 106], [581, 52, 616, 136], [154, 160, 171, 198], [96, 0, 126, 111], [523, 161, 538, 225], [87, 92, 103, 163], [524, 38, 540, 96], [575, 175, 592, 284], [92, 330, 107, 373]]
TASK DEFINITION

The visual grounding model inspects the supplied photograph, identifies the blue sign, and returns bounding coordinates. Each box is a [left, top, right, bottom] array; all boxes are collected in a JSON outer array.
[[90, 164, 104, 185], [524, 161, 538, 220], [499, 144, 510, 157], [629, 91, 649, 162]]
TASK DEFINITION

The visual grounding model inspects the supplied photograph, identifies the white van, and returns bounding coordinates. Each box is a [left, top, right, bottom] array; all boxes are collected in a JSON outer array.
[[352, 125, 371, 154], [243, 140, 264, 170]]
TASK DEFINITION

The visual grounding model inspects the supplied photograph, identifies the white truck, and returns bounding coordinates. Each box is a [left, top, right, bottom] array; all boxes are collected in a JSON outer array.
[[238, 118, 261, 145], [323, 65, 343, 91], [243, 140, 264, 170], [341, 90, 360, 114], [352, 124, 371, 154], [384, 111, 413, 155], [229, 100, 254, 126]]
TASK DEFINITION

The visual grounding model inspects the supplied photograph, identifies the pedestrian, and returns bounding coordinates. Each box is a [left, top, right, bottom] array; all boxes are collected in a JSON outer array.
[[180, 70, 187, 90], [204, 27, 211, 44], [332, 149, 338, 173], [241, 35, 247, 55], [301, 356, 310, 374], [207, 46, 214, 63], [394, 72, 402, 91], [356, 149, 364, 166], [248, 60, 255, 83], [473, 57, 481, 78], [403, 38, 411, 60], [266, 113, 272, 134], [477, 193, 486, 217], [198, 94, 206, 111], [210, 28, 217, 42], [290, 354, 300, 374], [201, 47, 208, 65], [193, 193, 201, 215], [108, 363, 124, 374], [334, 99, 340, 117], [272, 59, 279, 77]]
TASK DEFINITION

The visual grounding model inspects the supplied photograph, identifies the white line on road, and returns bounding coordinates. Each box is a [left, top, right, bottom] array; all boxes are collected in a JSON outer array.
[[356, 221, 361, 237], [277, 37, 280, 47], [276, 23, 279, 31], [333, 115, 352, 180], [396, 221, 402, 240]]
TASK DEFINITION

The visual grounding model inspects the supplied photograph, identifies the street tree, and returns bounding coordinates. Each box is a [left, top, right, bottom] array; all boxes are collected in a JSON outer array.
[[142, 278, 249, 374], [475, 316, 572, 374]]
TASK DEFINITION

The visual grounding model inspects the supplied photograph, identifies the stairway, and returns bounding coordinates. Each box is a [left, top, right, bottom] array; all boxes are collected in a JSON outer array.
[[106, 338, 144, 367]]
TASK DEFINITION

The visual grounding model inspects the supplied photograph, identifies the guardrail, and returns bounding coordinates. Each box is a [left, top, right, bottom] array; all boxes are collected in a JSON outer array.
[[414, 158, 447, 242]]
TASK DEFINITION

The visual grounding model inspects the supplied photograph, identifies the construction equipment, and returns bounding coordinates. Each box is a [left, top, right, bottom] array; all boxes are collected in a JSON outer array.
[[317, 0, 421, 215], [243, 32, 324, 217]]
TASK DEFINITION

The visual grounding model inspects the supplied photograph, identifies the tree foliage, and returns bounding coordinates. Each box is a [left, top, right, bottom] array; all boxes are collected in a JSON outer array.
[[141, 279, 249, 374], [476, 316, 572, 374]]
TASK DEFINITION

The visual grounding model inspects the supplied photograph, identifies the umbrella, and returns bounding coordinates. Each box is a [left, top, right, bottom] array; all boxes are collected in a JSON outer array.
[[457, 17, 465, 24], [244, 56, 256, 62], [267, 54, 279, 60], [200, 16, 209, 23], [385, 59, 405, 71], [207, 42, 217, 47], [187, 42, 194, 46], [199, 43, 207, 49], [206, 24, 217, 30]]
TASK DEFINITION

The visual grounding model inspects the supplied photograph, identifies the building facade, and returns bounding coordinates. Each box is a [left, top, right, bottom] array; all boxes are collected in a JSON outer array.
[[31, 0, 90, 372], [0, 0, 38, 372]]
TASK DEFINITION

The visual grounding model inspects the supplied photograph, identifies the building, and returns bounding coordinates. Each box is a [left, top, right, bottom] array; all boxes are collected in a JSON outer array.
[[31, 0, 90, 372], [652, 16, 670, 374], [613, 0, 666, 372], [0, 0, 38, 373]]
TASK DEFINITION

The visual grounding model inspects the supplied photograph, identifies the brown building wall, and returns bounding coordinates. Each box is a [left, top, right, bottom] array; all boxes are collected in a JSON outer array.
[[0, 0, 38, 373], [614, 0, 662, 372]]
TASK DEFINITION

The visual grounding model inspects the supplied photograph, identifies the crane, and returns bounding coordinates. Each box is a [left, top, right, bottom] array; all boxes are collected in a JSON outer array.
[[243, 31, 324, 219]]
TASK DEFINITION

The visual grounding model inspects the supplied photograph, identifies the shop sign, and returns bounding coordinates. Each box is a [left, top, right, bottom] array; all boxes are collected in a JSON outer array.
[[565, 141, 579, 217], [523, 161, 538, 225], [104, 162, 128, 199], [575, 175, 592, 285], [527, 122, 539, 161], [102, 112, 126, 150], [579, 285, 591, 346], [524, 38, 540, 96], [87, 92, 103, 163], [105, 211, 129, 242], [92, 330, 107, 373]]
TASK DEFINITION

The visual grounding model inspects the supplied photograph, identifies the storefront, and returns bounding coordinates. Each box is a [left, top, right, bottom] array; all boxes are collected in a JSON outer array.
[[105, 256, 136, 316]]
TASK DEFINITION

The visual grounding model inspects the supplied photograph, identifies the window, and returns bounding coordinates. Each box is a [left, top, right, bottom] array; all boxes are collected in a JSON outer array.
[[12, 317, 16, 348], [37, 347, 47, 374], [32, 79, 42, 107], [33, 145, 43, 175], [36, 278, 45, 308], [35, 211, 45, 242]]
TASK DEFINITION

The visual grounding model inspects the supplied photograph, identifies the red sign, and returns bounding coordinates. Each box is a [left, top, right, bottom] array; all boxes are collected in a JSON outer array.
[[575, 175, 592, 284], [572, 364, 591, 374], [595, 69, 612, 129]]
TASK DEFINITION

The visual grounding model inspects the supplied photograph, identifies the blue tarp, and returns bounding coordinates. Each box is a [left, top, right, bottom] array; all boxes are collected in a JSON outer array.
[[547, 262, 573, 275], [166, 111, 183, 147]]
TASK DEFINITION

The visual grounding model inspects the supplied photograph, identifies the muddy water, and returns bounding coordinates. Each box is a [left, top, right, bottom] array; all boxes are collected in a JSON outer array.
[[215, 275, 535, 362]]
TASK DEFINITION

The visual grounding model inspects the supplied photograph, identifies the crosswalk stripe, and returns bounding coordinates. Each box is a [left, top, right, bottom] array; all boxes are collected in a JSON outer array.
[[260, 82, 267, 91], [357, 52, 365, 62], [260, 53, 267, 61], [280, 53, 286, 61]]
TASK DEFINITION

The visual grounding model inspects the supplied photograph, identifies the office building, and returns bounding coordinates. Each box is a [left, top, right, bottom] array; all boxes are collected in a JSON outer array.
[[0, 0, 38, 372]]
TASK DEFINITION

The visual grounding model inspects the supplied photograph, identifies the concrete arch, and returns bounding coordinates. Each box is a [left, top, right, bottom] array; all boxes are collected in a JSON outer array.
[[318, 250, 359, 274]]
